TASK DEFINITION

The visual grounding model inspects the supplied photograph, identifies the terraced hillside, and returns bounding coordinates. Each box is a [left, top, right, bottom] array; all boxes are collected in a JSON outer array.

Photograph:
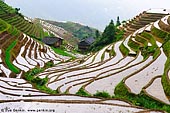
[[30, 10, 170, 112], [0, 2, 170, 112], [0, 19, 69, 78], [120, 9, 169, 37], [0, 0, 45, 39]]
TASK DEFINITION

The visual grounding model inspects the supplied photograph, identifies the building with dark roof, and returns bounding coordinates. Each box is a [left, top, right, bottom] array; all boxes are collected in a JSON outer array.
[[78, 37, 95, 51], [42, 36, 63, 48]]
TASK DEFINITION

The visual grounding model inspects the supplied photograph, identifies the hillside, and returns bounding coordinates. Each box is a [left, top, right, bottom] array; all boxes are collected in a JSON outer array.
[[0, 1, 72, 78], [0, 0, 46, 39], [0, 19, 69, 77], [45, 20, 100, 40], [35, 18, 79, 47], [119, 8, 169, 37], [0, 1, 170, 112]]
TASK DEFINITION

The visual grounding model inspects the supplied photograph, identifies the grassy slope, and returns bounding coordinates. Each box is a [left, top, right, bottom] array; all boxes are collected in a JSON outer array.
[[162, 39, 170, 97], [5, 39, 20, 74]]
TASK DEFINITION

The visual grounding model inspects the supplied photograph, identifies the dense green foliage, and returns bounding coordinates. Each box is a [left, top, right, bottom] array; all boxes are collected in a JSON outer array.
[[102, 20, 116, 42], [93, 91, 111, 98], [95, 30, 100, 39], [90, 20, 124, 52], [114, 81, 170, 112]]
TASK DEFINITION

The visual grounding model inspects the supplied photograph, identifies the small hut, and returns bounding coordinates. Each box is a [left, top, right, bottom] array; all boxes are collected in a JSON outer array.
[[78, 37, 95, 51], [42, 36, 63, 48]]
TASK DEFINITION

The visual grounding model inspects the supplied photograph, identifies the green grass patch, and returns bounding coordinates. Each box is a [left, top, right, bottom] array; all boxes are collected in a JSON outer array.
[[119, 43, 129, 56], [109, 45, 116, 57], [162, 69, 170, 97], [44, 31, 49, 37], [128, 38, 140, 52], [76, 87, 91, 97], [7, 26, 20, 36], [49, 32, 55, 37], [114, 81, 170, 112], [0, 18, 21, 37], [140, 46, 157, 59], [151, 27, 168, 39], [5, 40, 20, 74], [140, 32, 157, 46], [23, 62, 58, 94], [162, 40, 170, 97], [153, 48, 160, 59], [0, 19, 8, 31], [163, 39, 170, 57], [135, 35, 148, 47], [101, 52, 105, 61], [52, 47, 73, 57]]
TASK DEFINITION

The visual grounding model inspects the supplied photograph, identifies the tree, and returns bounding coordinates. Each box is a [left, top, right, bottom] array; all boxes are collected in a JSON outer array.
[[90, 19, 124, 52], [95, 30, 100, 39], [102, 19, 116, 43], [116, 16, 121, 26], [15, 8, 20, 12]]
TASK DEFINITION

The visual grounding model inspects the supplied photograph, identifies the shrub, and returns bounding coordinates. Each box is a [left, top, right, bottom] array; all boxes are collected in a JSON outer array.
[[93, 91, 111, 98], [31, 77, 48, 86], [76, 88, 91, 96]]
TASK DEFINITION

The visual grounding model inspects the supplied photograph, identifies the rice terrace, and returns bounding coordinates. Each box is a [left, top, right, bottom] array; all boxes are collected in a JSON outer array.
[[0, 0, 170, 113]]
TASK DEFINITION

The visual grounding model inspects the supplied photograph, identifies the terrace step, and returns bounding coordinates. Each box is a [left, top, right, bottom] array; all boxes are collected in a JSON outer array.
[[158, 16, 170, 32], [124, 48, 165, 94], [143, 76, 170, 105]]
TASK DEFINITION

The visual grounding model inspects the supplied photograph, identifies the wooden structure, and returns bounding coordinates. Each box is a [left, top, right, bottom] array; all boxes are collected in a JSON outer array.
[[78, 37, 95, 51], [42, 36, 63, 48]]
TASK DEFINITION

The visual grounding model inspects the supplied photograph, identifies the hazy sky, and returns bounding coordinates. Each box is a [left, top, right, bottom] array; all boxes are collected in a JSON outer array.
[[5, 0, 170, 31]]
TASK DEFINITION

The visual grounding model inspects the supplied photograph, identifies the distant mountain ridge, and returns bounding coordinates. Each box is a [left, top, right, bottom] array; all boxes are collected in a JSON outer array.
[[44, 20, 101, 40]]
